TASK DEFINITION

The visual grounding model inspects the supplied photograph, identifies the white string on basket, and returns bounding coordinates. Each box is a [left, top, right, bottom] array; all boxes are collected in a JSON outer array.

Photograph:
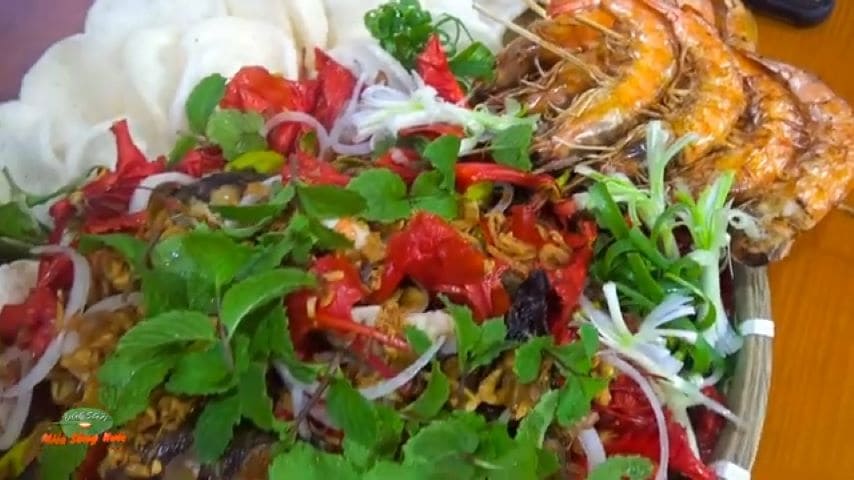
[[711, 460, 751, 480], [739, 319, 775, 338]]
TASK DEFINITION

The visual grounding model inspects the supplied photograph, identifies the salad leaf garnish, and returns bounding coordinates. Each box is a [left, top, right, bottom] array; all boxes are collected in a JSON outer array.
[[38, 443, 89, 480], [404, 362, 450, 419], [193, 392, 242, 463], [348, 169, 412, 223], [269, 442, 360, 480], [409, 171, 459, 219], [422, 135, 460, 191], [404, 325, 433, 356], [114, 311, 217, 356], [219, 268, 315, 337], [186, 73, 227, 134], [444, 299, 510, 373], [491, 124, 535, 171], [588, 455, 655, 480], [296, 183, 367, 219], [449, 42, 496, 84], [205, 109, 267, 160], [79, 233, 148, 271]]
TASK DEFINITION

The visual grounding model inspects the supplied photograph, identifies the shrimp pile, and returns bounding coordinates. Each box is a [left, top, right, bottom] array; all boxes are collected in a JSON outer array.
[[490, 0, 853, 265]]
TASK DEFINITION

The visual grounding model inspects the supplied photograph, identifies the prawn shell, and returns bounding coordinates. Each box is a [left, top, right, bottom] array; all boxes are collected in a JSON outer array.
[[646, 0, 747, 162], [542, 0, 678, 160], [734, 58, 854, 264], [711, 0, 758, 51]]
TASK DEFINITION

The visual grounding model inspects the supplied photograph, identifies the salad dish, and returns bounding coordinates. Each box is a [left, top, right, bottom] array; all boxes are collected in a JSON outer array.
[[0, 0, 850, 479]]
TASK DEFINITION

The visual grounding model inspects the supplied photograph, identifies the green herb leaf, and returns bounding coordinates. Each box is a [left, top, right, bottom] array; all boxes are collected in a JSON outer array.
[[405, 362, 450, 419], [168, 134, 198, 166], [326, 379, 378, 449], [449, 42, 496, 83], [516, 390, 559, 447], [402, 416, 480, 464], [296, 183, 366, 219], [98, 352, 179, 425], [364, 461, 423, 480], [206, 109, 267, 160], [491, 124, 534, 172], [469, 317, 509, 370], [183, 231, 254, 289], [445, 300, 510, 373], [514, 336, 552, 384], [588, 455, 655, 480], [422, 135, 460, 191], [579, 324, 600, 360], [165, 344, 234, 395], [78, 233, 148, 271], [212, 184, 294, 224], [194, 392, 242, 463], [186, 73, 227, 134], [348, 169, 411, 223], [556, 375, 590, 426], [115, 311, 216, 357], [38, 443, 88, 480], [445, 299, 480, 373], [364, 0, 434, 69], [0, 201, 46, 245], [410, 171, 458, 219], [238, 234, 294, 279], [220, 268, 315, 336], [549, 341, 594, 375], [239, 363, 277, 430], [269, 442, 360, 480], [404, 325, 433, 356], [140, 269, 187, 316]]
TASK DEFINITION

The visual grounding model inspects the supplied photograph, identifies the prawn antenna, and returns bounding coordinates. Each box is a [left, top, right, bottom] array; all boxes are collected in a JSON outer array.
[[473, 3, 609, 85]]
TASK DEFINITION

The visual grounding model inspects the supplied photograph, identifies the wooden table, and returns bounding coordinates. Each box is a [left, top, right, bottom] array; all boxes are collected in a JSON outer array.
[[1, 1, 852, 478]]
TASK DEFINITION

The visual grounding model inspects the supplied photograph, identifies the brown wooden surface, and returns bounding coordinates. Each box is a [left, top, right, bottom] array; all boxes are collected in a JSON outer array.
[[0, 1, 852, 478]]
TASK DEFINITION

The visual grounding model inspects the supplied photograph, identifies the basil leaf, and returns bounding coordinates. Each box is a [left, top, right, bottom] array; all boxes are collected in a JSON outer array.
[[220, 268, 315, 336], [193, 392, 242, 463], [115, 311, 216, 357]]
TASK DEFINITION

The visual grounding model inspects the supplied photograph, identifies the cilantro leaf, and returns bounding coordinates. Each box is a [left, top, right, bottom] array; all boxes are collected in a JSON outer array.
[[98, 352, 179, 425], [269, 442, 360, 480], [588, 455, 655, 480], [449, 42, 496, 83], [115, 311, 216, 357], [579, 323, 600, 360], [444, 299, 510, 372], [516, 390, 559, 447], [514, 337, 552, 384], [410, 171, 458, 219], [405, 362, 449, 419], [326, 379, 378, 449], [405, 325, 432, 356], [183, 231, 253, 289], [206, 109, 267, 160], [186, 73, 227, 134], [165, 344, 234, 395], [193, 392, 242, 463], [220, 268, 315, 337], [549, 341, 595, 375], [38, 443, 88, 480], [422, 135, 460, 191], [348, 169, 411, 223], [238, 363, 278, 431], [296, 183, 366, 219], [78, 233, 147, 271], [491, 124, 534, 172]]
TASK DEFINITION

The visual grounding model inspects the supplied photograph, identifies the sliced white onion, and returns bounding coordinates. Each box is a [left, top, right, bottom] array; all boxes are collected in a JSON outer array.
[[359, 336, 445, 400], [84, 291, 142, 316], [489, 183, 515, 215], [31, 245, 90, 322], [264, 111, 331, 154], [128, 172, 196, 213], [262, 175, 283, 187], [273, 361, 319, 396], [350, 305, 382, 326], [578, 428, 607, 469], [389, 148, 410, 165], [0, 381, 33, 449], [1, 331, 66, 398], [328, 74, 367, 153], [330, 140, 372, 156], [601, 352, 669, 480], [61, 331, 80, 355]]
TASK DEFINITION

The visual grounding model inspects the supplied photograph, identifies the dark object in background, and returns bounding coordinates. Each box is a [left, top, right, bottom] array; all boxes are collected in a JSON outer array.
[[744, 0, 834, 26]]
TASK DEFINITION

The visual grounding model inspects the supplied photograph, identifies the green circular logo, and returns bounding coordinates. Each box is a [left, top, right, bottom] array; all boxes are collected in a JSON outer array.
[[59, 408, 114, 437]]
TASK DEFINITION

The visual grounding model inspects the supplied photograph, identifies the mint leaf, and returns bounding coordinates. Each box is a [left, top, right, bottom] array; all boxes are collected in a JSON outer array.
[[488, 443, 539, 480], [405, 362, 449, 419], [269, 442, 360, 480], [405, 325, 432, 356], [220, 268, 315, 336], [165, 344, 233, 395], [186, 73, 227, 134], [491, 124, 534, 172], [296, 183, 366, 219], [516, 390, 559, 447], [402, 416, 480, 465], [238, 363, 277, 430], [206, 109, 267, 160], [410, 171, 458, 219], [514, 337, 552, 384], [115, 311, 216, 357], [38, 443, 88, 480], [238, 234, 294, 279], [556, 375, 590, 426], [326, 379, 378, 449], [588, 455, 655, 480], [78, 233, 147, 270], [344, 404, 403, 470], [348, 169, 411, 223], [183, 231, 254, 289], [422, 135, 460, 191], [213, 184, 295, 224], [193, 392, 242, 463], [248, 305, 293, 360], [98, 352, 179, 425], [364, 461, 423, 480]]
